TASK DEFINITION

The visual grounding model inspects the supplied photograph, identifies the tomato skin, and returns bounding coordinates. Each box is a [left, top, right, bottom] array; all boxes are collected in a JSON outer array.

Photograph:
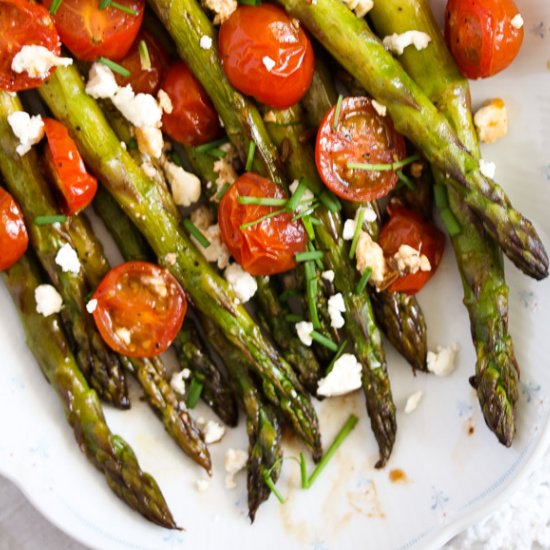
[[0, 0, 61, 92], [42, 0, 144, 61], [218, 173, 307, 276], [92, 261, 187, 357], [316, 97, 406, 203], [43, 118, 97, 216], [219, 5, 314, 109], [160, 61, 222, 147], [445, 0, 524, 79], [0, 188, 28, 271], [378, 205, 445, 295]]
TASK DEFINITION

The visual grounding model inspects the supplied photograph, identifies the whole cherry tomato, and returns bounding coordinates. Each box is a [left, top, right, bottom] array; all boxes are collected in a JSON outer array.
[[219, 4, 314, 109], [0, 188, 28, 271], [218, 172, 307, 276], [160, 61, 222, 147], [445, 0, 524, 78], [114, 31, 168, 95], [378, 205, 445, 295], [42, 0, 144, 61], [316, 97, 407, 203], [92, 261, 187, 357], [0, 0, 61, 92], [43, 118, 97, 216]]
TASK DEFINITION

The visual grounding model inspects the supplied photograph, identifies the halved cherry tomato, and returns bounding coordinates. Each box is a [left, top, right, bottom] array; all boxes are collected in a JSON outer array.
[[0, 188, 28, 271], [218, 172, 307, 276], [316, 97, 406, 203], [0, 0, 61, 92], [42, 0, 144, 61], [114, 31, 168, 95], [160, 61, 222, 147], [91, 261, 187, 357], [219, 4, 314, 109], [445, 0, 524, 79], [43, 118, 97, 216], [378, 205, 445, 295]]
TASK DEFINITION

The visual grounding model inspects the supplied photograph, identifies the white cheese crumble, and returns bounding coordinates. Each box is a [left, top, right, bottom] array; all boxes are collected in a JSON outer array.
[[55, 244, 81, 274], [196, 479, 210, 492], [356, 231, 387, 286], [170, 370, 187, 395], [427, 344, 459, 376], [295, 321, 314, 347], [202, 0, 238, 25], [200, 35, 213, 50], [85, 63, 118, 99], [321, 270, 335, 282], [224, 263, 257, 303], [341, 0, 373, 17], [193, 223, 230, 269], [328, 292, 346, 329], [510, 13, 524, 29], [289, 178, 314, 213], [393, 244, 431, 275], [135, 126, 164, 159], [343, 206, 377, 240], [202, 420, 226, 444], [224, 448, 248, 490], [342, 218, 357, 240], [163, 160, 201, 207], [317, 353, 362, 397], [474, 99, 508, 144], [157, 89, 173, 114], [213, 143, 238, 191], [165, 252, 177, 265], [404, 390, 423, 414], [34, 285, 63, 317], [86, 299, 98, 314], [7, 112, 44, 156], [371, 100, 387, 117], [112, 85, 163, 129], [11, 45, 72, 80], [383, 31, 432, 55], [262, 56, 276, 72], [479, 158, 496, 179]]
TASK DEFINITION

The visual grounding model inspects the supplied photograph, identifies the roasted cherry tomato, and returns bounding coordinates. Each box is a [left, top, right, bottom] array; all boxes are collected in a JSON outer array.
[[219, 4, 314, 109], [160, 61, 222, 146], [316, 96, 406, 203], [445, 0, 524, 79], [378, 205, 445, 295], [114, 31, 168, 95], [218, 172, 307, 276], [43, 118, 97, 216], [0, 188, 28, 271], [42, 0, 144, 61], [0, 0, 61, 92], [91, 261, 187, 357]]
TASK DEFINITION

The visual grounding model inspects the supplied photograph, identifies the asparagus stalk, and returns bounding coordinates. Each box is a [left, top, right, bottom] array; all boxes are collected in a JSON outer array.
[[0, 92, 129, 409], [2, 253, 176, 528], [368, 0, 519, 444], [275, 0, 548, 280], [38, 65, 322, 460]]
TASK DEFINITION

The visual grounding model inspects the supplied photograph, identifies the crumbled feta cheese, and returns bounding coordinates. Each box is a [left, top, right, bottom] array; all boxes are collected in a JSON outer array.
[[404, 390, 423, 414], [34, 285, 63, 317], [343, 218, 357, 240], [115, 327, 132, 345], [262, 56, 276, 72], [321, 270, 335, 282], [263, 110, 277, 123], [112, 85, 163, 128], [341, 0, 373, 17], [317, 353, 362, 397], [224, 263, 257, 303], [55, 244, 81, 274], [181, 368, 191, 379], [383, 31, 432, 55], [202, 420, 226, 444], [196, 479, 210, 492], [510, 13, 524, 29], [362, 204, 377, 223], [202, 0, 238, 25], [195, 224, 231, 269], [157, 89, 173, 114], [296, 321, 314, 346], [85, 63, 118, 99], [393, 244, 431, 275], [163, 160, 201, 207], [343, 206, 376, 240], [200, 35, 213, 50], [289, 178, 314, 213], [170, 370, 187, 395], [86, 299, 98, 314], [213, 143, 238, 189], [7, 112, 44, 156], [355, 231, 387, 286], [328, 292, 346, 329], [11, 45, 72, 79], [474, 99, 508, 144], [135, 126, 164, 159], [165, 252, 177, 265], [141, 160, 164, 185], [479, 158, 496, 179], [190, 205, 214, 230], [224, 448, 248, 490], [427, 344, 459, 376], [371, 100, 387, 117]]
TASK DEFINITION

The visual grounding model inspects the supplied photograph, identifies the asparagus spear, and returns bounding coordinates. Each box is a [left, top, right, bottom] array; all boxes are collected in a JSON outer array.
[[38, 65, 322, 460], [275, 0, 548, 280], [0, 92, 129, 409], [368, 0, 519, 444], [2, 253, 176, 528]]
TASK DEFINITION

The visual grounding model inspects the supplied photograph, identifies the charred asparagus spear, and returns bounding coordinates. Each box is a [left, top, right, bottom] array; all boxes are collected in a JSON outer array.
[[2, 252, 176, 528], [369, 0, 519, 444]]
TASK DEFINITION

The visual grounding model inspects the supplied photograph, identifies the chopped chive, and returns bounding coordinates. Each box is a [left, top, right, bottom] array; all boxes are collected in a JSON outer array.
[[303, 259, 316, 282], [310, 330, 339, 352], [262, 469, 285, 504], [280, 288, 300, 302], [356, 267, 372, 294], [332, 94, 344, 131], [433, 184, 449, 209], [347, 154, 420, 172], [245, 140, 256, 172], [138, 40, 151, 71], [205, 148, 227, 159], [183, 218, 210, 248], [49, 0, 63, 14], [295, 250, 324, 263], [239, 0, 261, 5], [240, 208, 286, 230], [99, 0, 110, 8], [186, 378, 203, 408], [284, 313, 303, 323], [309, 217, 322, 225], [238, 196, 287, 207], [318, 189, 341, 213], [299, 452, 308, 489], [308, 242, 324, 270], [396, 170, 415, 190], [305, 415, 359, 488], [348, 208, 366, 260], [194, 138, 229, 154], [326, 339, 348, 373], [291, 201, 319, 221], [98, 57, 131, 78], [127, 138, 138, 150], [285, 179, 308, 212], [302, 216, 316, 240], [306, 264, 321, 329], [110, 0, 137, 14], [274, 120, 302, 127], [441, 208, 461, 237], [35, 214, 68, 225], [215, 182, 230, 201]]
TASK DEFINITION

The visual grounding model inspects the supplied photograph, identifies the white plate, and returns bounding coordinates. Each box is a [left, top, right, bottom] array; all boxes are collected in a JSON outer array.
[[1, 1, 549, 548]]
